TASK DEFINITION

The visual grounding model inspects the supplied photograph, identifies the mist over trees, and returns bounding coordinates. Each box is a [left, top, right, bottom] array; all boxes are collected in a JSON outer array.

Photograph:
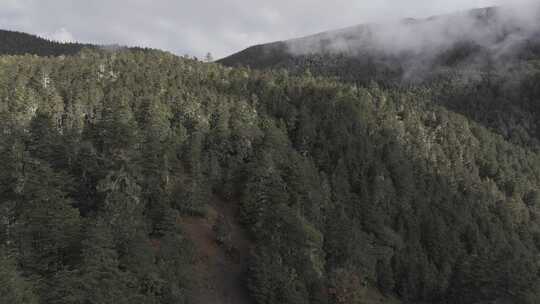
[[220, 5, 540, 84]]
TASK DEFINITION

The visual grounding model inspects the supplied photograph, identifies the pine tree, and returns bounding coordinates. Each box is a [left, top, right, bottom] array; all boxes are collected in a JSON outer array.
[[62, 219, 138, 304], [0, 250, 38, 304], [14, 159, 81, 279]]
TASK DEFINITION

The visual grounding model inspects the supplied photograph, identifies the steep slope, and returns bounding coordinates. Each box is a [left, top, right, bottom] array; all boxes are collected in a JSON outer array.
[[179, 197, 253, 304]]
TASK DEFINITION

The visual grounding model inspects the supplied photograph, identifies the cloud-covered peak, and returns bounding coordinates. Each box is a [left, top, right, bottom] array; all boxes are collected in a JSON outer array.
[[0, 0, 509, 58]]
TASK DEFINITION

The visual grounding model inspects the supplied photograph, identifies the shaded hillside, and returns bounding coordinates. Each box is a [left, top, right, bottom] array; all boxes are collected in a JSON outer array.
[[1, 47, 540, 304], [0, 29, 156, 57]]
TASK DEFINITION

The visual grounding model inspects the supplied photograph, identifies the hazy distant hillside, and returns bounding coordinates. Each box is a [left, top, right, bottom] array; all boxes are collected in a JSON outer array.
[[220, 6, 540, 83], [0, 29, 155, 57], [0, 29, 94, 56]]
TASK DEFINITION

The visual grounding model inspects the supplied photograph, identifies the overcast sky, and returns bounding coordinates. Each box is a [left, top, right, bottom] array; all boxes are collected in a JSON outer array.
[[0, 0, 516, 58]]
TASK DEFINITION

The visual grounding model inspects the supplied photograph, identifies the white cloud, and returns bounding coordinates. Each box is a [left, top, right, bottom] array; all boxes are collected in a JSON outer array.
[[43, 27, 75, 42]]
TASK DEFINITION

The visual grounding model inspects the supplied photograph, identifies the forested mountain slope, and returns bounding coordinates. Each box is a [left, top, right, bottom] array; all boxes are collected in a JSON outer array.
[[221, 5, 540, 161], [1, 46, 540, 304]]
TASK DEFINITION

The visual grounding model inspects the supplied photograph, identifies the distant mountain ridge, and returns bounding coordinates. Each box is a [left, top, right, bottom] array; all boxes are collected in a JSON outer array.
[[219, 6, 540, 84], [0, 29, 156, 57], [0, 29, 94, 56]]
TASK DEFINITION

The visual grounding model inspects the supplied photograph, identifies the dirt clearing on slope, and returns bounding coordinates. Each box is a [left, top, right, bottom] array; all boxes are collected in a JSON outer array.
[[179, 197, 253, 304]]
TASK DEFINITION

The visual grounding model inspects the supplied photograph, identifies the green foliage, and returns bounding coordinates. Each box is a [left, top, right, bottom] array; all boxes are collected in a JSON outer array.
[[328, 268, 366, 304], [248, 246, 310, 304], [0, 250, 38, 304], [59, 219, 139, 304]]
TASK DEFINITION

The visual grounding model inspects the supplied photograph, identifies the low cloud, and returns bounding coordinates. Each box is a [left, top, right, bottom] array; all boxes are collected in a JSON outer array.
[[286, 3, 540, 64], [43, 27, 75, 43]]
